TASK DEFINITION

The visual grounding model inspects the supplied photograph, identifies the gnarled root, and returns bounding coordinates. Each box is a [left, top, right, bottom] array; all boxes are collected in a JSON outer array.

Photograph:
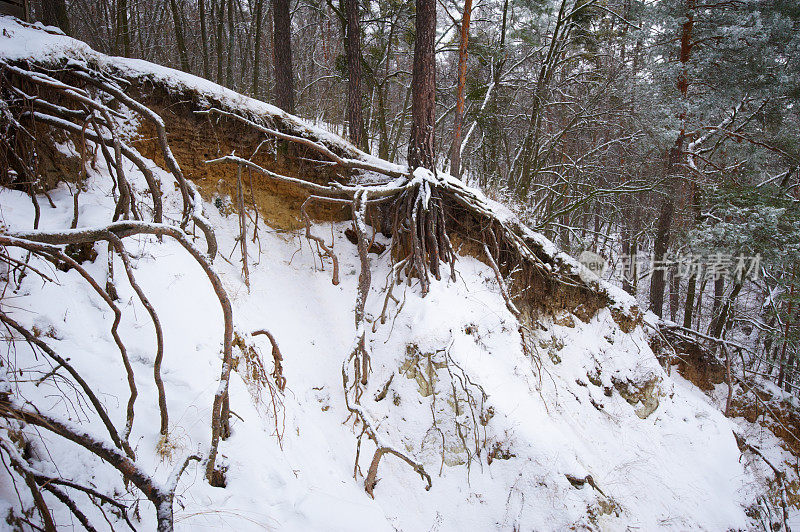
[[389, 170, 456, 296]]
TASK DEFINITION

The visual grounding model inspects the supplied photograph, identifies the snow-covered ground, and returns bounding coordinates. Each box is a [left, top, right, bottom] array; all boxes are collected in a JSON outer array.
[[0, 116, 795, 530]]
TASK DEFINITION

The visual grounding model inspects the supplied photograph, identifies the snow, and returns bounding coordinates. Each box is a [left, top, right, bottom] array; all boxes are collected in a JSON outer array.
[[0, 14, 796, 530]]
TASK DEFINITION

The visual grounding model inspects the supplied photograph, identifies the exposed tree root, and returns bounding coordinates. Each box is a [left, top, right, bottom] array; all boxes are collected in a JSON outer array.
[[235, 330, 286, 444], [235, 165, 250, 289], [4, 222, 234, 486], [106, 233, 168, 436], [0, 437, 137, 531], [301, 197, 340, 285], [199, 105, 626, 498], [2, 63, 164, 224], [734, 432, 791, 532], [198, 107, 406, 178], [251, 329, 287, 393], [342, 361, 433, 498], [0, 60, 307, 528], [0, 397, 199, 532], [0, 236, 137, 458]]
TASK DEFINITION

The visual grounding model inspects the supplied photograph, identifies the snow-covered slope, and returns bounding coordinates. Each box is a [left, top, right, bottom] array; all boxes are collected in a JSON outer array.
[[0, 127, 790, 531], [0, 16, 796, 531]]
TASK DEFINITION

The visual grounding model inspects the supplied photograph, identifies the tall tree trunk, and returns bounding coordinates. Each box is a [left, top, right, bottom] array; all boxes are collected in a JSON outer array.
[[695, 276, 707, 329], [449, 0, 473, 179], [649, 156, 677, 318], [226, 0, 235, 87], [711, 279, 743, 339], [390, 82, 412, 163], [273, 0, 295, 113], [116, 0, 130, 56], [169, 0, 190, 71], [649, 0, 694, 317], [133, 0, 145, 58], [622, 236, 638, 296], [459, 0, 507, 183], [408, 0, 436, 171], [266, 1, 274, 99], [344, 0, 366, 149], [621, 189, 638, 295], [669, 266, 680, 321], [215, 0, 225, 84], [252, 0, 264, 96], [709, 275, 725, 335], [41, 0, 70, 35], [683, 272, 697, 328], [516, 0, 570, 196], [375, 17, 396, 160], [377, 86, 390, 159], [200, 0, 211, 79]]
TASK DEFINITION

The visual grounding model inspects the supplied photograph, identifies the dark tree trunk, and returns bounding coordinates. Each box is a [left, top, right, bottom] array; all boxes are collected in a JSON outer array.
[[215, 0, 225, 84], [649, 150, 677, 317], [116, 0, 130, 56], [709, 275, 725, 335], [377, 86, 390, 159], [252, 0, 264, 97], [650, 0, 694, 317], [390, 83, 412, 163], [199, 0, 211, 79], [133, 1, 144, 58], [695, 276, 707, 329], [683, 273, 697, 328], [273, 0, 295, 113], [226, 0, 234, 87], [621, 235, 635, 296], [621, 195, 638, 295], [408, 0, 436, 171], [375, 19, 396, 160], [41, 0, 70, 35], [449, 0, 473, 179], [344, 0, 366, 149], [669, 267, 680, 321], [784, 353, 796, 393], [711, 279, 742, 339], [169, 0, 190, 71]]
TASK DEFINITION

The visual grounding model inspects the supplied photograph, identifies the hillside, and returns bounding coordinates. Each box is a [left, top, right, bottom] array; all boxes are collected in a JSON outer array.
[[0, 17, 797, 531]]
